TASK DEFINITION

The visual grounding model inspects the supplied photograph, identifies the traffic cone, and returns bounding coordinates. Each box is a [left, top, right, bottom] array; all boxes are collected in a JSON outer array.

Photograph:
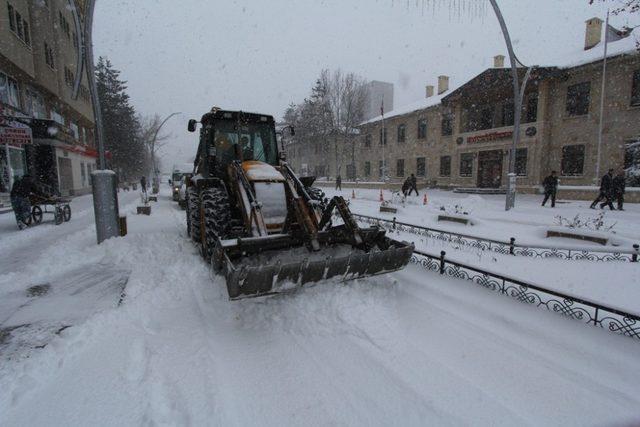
[[379, 189, 384, 202], [423, 193, 428, 205], [351, 189, 356, 199]]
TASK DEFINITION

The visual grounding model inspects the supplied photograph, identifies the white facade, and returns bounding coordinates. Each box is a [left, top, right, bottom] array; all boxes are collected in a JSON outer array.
[[55, 148, 97, 196]]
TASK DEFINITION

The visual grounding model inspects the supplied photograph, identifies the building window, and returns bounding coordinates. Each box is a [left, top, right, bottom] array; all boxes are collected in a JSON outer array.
[[397, 124, 406, 143], [624, 140, 640, 186], [364, 161, 371, 177], [561, 144, 585, 176], [515, 148, 528, 176], [566, 82, 591, 116], [379, 127, 387, 145], [81, 163, 86, 187], [396, 159, 405, 177], [441, 113, 453, 136], [25, 88, 46, 119], [631, 70, 640, 107], [44, 42, 55, 69], [64, 67, 75, 87], [501, 102, 514, 127], [416, 157, 426, 177], [440, 156, 451, 177], [0, 72, 21, 109], [346, 164, 356, 180], [22, 20, 30, 45], [7, 3, 15, 32], [418, 119, 427, 139], [378, 160, 386, 178], [459, 153, 473, 177], [72, 31, 78, 49], [364, 134, 371, 148], [525, 92, 538, 123], [51, 109, 65, 125]]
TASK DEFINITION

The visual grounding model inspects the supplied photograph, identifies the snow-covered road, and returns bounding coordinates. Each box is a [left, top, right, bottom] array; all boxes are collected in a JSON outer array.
[[1, 187, 639, 426]]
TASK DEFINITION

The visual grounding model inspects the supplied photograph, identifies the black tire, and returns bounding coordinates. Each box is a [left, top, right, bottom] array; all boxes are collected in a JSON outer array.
[[200, 187, 230, 260], [54, 207, 63, 225], [31, 205, 43, 224], [186, 189, 201, 242], [62, 205, 71, 222]]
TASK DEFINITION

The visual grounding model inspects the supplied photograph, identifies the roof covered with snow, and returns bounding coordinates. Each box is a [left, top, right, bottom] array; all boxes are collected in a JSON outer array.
[[361, 29, 638, 127], [361, 90, 451, 126]]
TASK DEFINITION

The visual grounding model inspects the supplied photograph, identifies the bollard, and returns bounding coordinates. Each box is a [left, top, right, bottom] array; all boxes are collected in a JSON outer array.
[[119, 215, 127, 237], [439, 251, 446, 274], [509, 237, 516, 255], [91, 170, 120, 244], [633, 244, 639, 263]]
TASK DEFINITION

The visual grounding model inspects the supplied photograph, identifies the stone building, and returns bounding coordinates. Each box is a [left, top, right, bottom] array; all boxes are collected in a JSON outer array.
[[1, 0, 97, 198], [286, 18, 640, 200]]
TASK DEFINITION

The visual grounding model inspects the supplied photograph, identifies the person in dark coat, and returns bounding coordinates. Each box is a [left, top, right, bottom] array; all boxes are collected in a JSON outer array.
[[10, 175, 35, 230], [408, 173, 419, 196], [335, 174, 342, 191], [401, 177, 410, 197], [613, 170, 626, 211], [140, 176, 147, 193], [590, 169, 615, 210], [541, 171, 559, 207]]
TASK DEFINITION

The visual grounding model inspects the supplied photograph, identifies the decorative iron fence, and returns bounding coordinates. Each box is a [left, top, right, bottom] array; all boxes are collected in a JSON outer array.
[[412, 249, 640, 341], [351, 213, 640, 263]]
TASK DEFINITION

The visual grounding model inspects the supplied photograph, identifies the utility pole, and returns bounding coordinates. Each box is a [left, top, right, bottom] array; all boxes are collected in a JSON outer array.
[[81, 0, 121, 243]]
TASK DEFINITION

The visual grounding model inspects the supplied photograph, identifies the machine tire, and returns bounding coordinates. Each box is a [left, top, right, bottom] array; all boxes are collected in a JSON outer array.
[[62, 205, 71, 222], [187, 189, 201, 242], [31, 205, 43, 224], [200, 187, 230, 261]]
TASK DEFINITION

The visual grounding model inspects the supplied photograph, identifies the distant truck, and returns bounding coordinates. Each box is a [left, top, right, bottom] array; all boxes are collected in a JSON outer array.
[[170, 163, 193, 201]]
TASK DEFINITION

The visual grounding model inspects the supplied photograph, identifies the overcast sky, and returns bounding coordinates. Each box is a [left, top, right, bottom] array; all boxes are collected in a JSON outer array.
[[93, 0, 637, 171]]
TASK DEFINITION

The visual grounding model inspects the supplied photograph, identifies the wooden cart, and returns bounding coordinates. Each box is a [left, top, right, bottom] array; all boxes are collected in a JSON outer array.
[[28, 194, 72, 225]]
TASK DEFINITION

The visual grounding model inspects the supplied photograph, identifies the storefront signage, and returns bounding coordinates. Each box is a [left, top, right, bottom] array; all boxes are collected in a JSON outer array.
[[0, 122, 33, 145], [467, 131, 513, 144]]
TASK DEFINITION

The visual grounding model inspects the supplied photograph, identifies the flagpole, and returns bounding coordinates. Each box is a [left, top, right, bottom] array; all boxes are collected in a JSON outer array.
[[381, 98, 386, 182], [595, 9, 610, 184]]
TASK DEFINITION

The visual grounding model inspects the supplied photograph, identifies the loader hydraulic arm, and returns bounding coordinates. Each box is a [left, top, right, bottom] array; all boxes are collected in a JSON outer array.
[[231, 161, 268, 236]]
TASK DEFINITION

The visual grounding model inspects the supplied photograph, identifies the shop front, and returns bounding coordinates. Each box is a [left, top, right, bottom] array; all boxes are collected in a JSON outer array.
[[0, 118, 32, 193]]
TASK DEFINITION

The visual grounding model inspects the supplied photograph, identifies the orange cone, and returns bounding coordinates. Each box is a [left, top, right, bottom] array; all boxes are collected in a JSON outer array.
[[379, 189, 384, 202], [351, 189, 356, 199], [423, 193, 428, 205]]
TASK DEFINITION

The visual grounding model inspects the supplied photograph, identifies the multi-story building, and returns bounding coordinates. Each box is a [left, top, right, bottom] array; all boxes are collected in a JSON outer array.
[[1, 0, 97, 197], [287, 18, 640, 201]]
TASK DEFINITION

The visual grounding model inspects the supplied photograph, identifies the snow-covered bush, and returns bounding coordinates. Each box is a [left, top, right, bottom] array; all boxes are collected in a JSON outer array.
[[439, 204, 471, 215], [554, 212, 617, 233]]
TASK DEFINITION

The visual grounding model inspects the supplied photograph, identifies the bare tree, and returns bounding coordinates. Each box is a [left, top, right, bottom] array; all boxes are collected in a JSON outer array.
[[590, 0, 640, 14], [285, 70, 367, 178], [138, 114, 171, 176]]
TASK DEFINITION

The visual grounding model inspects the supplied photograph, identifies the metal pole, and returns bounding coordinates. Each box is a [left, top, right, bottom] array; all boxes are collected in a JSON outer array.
[[381, 99, 386, 182], [595, 10, 610, 184], [150, 112, 180, 177], [84, 0, 120, 243], [488, 0, 523, 211], [83, 0, 106, 170]]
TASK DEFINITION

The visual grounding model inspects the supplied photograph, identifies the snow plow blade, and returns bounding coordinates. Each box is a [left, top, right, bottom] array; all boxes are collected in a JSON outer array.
[[217, 231, 414, 300]]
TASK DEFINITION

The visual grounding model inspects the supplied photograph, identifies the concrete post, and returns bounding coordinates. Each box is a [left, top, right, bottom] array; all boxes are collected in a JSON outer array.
[[92, 170, 120, 244]]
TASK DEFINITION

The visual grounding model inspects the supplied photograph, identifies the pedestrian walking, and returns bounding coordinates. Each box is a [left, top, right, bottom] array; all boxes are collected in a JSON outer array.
[[541, 171, 558, 207], [613, 170, 626, 211], [590, 169, 615, 210], [10, 175, 36, 230], [140, 176, 147, 193], [408, 173, 419, 196], [335, 174, 342, 191], [401, 177, 410, 197]]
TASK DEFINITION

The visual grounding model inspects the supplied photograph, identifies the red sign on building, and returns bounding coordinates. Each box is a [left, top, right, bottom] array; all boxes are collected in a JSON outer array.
[[0, 124, 33, 146], [467, 130, 513, 144]]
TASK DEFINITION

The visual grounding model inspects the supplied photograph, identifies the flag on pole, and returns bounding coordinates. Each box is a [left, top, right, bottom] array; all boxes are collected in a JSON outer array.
[[606, 24, 632, 43]]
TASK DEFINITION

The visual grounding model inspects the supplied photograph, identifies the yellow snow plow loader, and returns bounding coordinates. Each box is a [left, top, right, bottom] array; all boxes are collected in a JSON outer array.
[[186, 108, 413, 299]]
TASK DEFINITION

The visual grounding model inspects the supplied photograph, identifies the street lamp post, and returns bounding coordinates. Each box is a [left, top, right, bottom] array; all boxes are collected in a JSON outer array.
[[149, 112, 181, 179], [487, 0, 531, 211]]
